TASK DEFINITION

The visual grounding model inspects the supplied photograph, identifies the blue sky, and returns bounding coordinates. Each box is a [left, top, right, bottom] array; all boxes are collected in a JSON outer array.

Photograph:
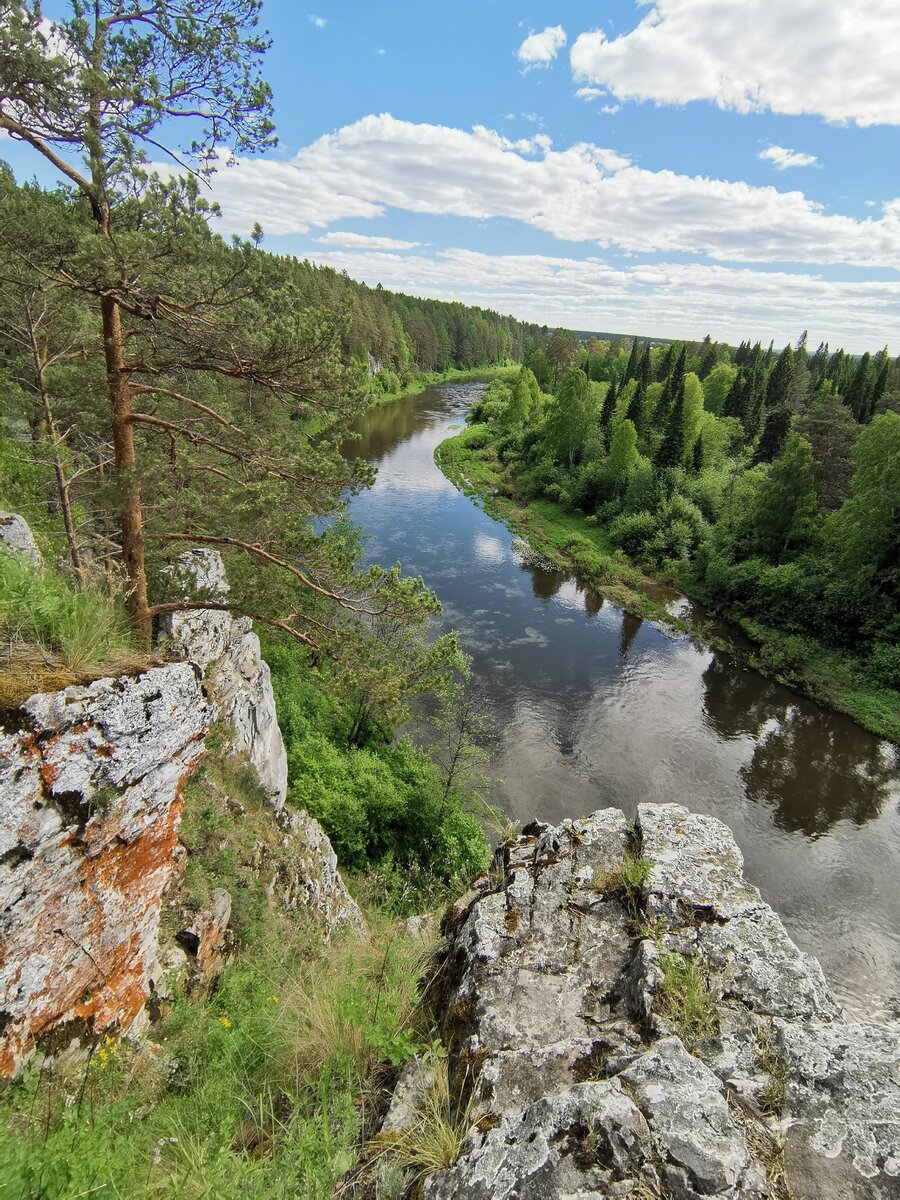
[[8, 1, 900, 349]]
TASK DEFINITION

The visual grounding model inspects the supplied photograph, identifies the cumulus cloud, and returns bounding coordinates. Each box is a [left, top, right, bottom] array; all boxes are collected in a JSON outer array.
[[570, 0, 900, 126], [759, 145, 818, 170], [576, 86, 604, 100], [304, 244, 899, 351], [517, 25, 567, 69], [201, 114, 900, 268], [308, 14, 326, 28], [315, 231, 420, 250]]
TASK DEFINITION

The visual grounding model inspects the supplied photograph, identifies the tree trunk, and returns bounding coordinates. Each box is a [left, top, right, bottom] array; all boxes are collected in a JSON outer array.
[[101, 292, 151, 646], [27, 324, 84, 583]]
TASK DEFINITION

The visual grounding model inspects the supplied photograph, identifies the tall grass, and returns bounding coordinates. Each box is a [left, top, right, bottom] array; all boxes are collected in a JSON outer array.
[[0, 550, 133, 671]]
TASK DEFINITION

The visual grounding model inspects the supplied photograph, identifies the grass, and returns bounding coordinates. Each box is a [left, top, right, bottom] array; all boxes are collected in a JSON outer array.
[[656, 952, 719, 1050], [371, 364, 520, 408], [372, 1055, 477, 1191], [0, 551, 150, 714], [755, 1024, 790, 1117], [0, 549, 134, 669], [590, 851, 654, 917]]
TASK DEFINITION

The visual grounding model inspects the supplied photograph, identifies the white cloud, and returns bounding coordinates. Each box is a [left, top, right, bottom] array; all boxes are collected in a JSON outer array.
[[759, 145, 818, 170], [517, 25, 567, 69], [315, 231, 420, 250], [304, 243, 899, 351], [570, 1, 900, 126], [201, 114, 900, 268], [308, 14, 326, 28], [576, 86, 605, 100], [600, 105, 621, 115]]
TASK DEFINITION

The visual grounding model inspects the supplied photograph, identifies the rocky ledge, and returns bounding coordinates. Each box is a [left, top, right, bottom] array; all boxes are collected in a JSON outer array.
[[419, 803, 900, 1199]]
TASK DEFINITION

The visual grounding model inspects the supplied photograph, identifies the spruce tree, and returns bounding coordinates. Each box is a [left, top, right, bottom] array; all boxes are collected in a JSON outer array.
[[753, 407, 791, 464], [657, 381, 687, 468], [845, 353, 872, 422], [623, 337, 640, 384]]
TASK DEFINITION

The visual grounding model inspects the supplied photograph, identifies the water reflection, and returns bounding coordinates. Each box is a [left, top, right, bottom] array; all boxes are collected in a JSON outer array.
[[741, 707, 899, 837], [344, 380, 900, 1017]]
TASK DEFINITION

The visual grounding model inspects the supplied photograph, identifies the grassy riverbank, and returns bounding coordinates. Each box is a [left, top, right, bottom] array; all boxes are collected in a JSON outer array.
[[370, 364, 520, 407], [436, 422, 900, 745], [436, 424, 689, 632]]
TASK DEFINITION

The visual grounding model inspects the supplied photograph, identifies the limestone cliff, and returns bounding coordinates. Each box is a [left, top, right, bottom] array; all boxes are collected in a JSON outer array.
[[0, 531, 358, 1078], [0, 664, 210, 1076], [415, 804, 900, 1200]]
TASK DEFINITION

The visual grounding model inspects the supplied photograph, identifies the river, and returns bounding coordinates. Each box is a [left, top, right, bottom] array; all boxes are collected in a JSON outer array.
[[344, 379, 900, 1019]]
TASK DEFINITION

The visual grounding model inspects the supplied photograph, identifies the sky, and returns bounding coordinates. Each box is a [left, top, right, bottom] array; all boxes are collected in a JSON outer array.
[[8, 1, 900, 350]]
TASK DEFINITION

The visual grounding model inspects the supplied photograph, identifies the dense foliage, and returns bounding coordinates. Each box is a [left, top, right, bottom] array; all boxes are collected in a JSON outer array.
[[465, 331, 900, 710]]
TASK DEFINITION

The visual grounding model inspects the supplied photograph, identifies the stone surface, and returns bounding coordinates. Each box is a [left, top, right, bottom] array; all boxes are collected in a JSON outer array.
[[252, 808, 362, 936], [0, 664, 210, 1076], [426, 1080, 657, 1199], [638, 803, 838, 1022], [620, 1036, 767, 1199], [777, 1019, 900, 1199], [158, 549, 288, 809], [411, 805, 900, 1198], [0, 512, 42, 567], [175, 888, 232, 995]]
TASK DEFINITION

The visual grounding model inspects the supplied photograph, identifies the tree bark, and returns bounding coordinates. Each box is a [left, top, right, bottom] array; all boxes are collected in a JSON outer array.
[[101, 292, 151, 646]]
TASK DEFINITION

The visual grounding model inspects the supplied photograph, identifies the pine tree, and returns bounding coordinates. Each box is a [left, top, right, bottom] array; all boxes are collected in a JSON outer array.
[[656, 343, 676, 382], [600, 380, 617, 433], [698, 338, 718, 380], [625, 379, 646, 437], [766, 345, 794, 410], [639, 343, 653, 390], [657, 380, 687, 468]]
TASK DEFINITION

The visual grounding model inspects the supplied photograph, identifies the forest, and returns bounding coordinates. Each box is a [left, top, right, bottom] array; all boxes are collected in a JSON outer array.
[[451, 328, 900, 739]]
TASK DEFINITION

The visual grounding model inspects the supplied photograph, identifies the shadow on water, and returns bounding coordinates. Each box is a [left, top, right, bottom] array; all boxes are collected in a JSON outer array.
[[345, 380, 900, 1018]]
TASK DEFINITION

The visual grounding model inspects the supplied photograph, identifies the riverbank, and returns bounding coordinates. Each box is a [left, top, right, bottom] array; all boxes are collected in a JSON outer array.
[[371, 363, 520, 407], [436, 421, 900, 745]]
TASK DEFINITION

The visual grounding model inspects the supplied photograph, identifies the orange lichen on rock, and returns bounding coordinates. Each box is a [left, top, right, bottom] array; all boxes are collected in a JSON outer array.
[[0, 664, 211, 1077]]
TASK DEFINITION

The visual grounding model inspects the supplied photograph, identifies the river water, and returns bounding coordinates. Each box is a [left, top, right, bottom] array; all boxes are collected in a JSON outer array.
[[344, 380, 900, 1019]]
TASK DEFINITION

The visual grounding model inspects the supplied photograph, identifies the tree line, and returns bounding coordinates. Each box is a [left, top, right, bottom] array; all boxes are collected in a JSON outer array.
[[468, 328, 900, 695]]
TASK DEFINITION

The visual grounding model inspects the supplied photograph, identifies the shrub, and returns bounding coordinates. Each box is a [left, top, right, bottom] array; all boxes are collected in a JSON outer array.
[[265, 640, 490, 906], [866, 641, 900, 689]]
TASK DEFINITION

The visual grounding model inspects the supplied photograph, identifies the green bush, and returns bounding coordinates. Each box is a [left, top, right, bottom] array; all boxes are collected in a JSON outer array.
[[265, 640, 489, 905], [866, 641, 900, 689]]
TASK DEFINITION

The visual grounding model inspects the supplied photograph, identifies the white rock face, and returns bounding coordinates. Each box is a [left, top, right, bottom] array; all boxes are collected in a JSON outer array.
[[0, 512, 42, 566], [158, 548, 288, 809], [0, 664, 211, 1076], [417, 804, 900, 1200]]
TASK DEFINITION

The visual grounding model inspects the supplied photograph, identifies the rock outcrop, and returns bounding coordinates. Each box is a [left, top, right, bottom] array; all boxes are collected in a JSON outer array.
[[158, 548, 360, 934], [0, 664, 210, 1076], [420, 803, 900, 1199], [0, 511, 42, 566], [158, 548, 288, 809]]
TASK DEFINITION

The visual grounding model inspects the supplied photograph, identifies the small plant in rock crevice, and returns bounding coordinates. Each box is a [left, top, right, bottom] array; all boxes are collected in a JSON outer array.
[[589, 851, 654, 917], [656, 951, 719, 1050]]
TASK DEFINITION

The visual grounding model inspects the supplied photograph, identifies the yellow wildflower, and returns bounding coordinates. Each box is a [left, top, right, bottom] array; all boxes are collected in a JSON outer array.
[[217, 1017, 231, 1029], [267, 995, 280, 1004]]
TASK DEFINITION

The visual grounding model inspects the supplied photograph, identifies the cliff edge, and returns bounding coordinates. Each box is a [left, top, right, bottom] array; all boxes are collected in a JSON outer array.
[[415, 803, 900, 1200]]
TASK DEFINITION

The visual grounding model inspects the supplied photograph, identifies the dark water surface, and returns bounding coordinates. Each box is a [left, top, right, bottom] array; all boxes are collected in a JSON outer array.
[[345, 381, 900, 1019]]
